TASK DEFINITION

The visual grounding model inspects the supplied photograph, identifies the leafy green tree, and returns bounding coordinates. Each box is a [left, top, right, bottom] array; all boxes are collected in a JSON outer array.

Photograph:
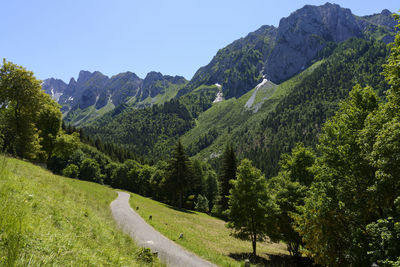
[[214, 142, 237, 218], [194, 194, 209, 213], [62, 164, 80, 178], [164, 140, 193, 208], [79, 158, 101, 183], [111, 160, 138, 189], [104, 162, 119, 185], [295, 85, 381, 266], [150, 160, 168, 200], [52, 132, 80, 160], [226, 159, 274, 257], [0, 60, 57, 159], [267, 143, 315, 257], [366, 197, 400, 267], [36, 93, 62, 160]]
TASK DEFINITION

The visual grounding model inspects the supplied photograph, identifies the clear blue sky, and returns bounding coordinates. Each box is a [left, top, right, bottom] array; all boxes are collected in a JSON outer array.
[[1, 0, 399, 82]]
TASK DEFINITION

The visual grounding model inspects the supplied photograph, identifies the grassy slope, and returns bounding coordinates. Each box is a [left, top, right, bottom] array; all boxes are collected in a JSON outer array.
[[0, 156, 159, 266], [64, 100, 116, 126], [129, 193, 288, 267], [129, 82, 185, 108], [182, 60, 323, 160]]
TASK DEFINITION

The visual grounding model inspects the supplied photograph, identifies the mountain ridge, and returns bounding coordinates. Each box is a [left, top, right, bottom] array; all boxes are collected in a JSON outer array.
[[182, 2, 396, 99], [43, 70, 188, 125]]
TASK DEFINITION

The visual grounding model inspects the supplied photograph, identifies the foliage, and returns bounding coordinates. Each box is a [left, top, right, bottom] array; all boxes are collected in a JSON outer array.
[[213, 142, 237, 218], [83, 99, 194, 160], [194, 194, 209, 213], [295, 85, 380, 266], [62, 164, 79, 178], [163, 140, 193, 208], [180, 38, 388, 182], [52, 132, 80, 160], [0, 60, 62, 160], [239, 38, 389, 177], [226, 159, 274, 257], [267, 143, 315, 257], [79, 158, 102, 183], [295, 21, 400, 265]]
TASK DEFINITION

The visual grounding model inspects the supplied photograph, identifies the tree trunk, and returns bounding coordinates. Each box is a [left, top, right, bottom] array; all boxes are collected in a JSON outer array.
[[252, 234, 257, 257], [178, 191, 182, 209]]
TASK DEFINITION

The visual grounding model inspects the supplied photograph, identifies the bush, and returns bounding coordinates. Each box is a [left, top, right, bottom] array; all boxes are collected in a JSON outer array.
[[195, 194, 209, 213], [62, 164, 79, 178], [79, 158, 101, 183]]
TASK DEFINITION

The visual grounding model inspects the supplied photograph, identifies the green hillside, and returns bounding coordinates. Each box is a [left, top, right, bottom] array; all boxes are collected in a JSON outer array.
[[183, 38, 389, 176], [181, 60, 324, 159], [0, 156, 159, 266]]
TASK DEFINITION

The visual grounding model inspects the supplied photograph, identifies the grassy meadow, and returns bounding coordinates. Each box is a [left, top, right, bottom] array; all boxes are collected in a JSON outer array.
[[129, 193, 290, 267], [0, 156, 160, 266]]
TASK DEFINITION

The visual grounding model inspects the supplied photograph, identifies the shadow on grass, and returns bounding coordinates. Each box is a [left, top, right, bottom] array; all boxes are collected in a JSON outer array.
[[162, 203, 196, 214], [229, 252, 315, 267]]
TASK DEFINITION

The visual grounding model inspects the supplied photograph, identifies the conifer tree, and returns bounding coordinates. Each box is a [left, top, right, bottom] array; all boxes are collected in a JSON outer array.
[[214, 142, 237, 217], [165, 140, 193, 208]]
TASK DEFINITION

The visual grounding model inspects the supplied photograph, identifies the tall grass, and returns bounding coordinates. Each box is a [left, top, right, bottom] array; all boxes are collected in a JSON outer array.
[[0, 156, 27, 266], [0, 156, 160, 266]]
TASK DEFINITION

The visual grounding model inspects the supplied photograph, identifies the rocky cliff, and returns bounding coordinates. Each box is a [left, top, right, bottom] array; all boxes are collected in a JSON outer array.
[[43, 70, 187, 115], [185, 3, 396, 98]]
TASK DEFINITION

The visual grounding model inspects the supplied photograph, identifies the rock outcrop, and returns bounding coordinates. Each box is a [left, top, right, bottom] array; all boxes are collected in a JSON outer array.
[[186, 3, 396, 98], [43, 70, 187, 114]]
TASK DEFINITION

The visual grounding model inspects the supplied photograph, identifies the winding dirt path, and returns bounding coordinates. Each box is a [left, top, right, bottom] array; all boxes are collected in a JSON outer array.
[[110, 191, 217, 267]]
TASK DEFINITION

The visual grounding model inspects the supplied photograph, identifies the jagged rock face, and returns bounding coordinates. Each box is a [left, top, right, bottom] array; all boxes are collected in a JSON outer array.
[[186, 3, 397, 98], [108, 72, 142, 106], [265, 3, 363, 83], [141, 72, 187, 100], [141, 71, 164, 100], [42, 78, 67, 102], [76, 71, 109, 109], [362, 9, 398, 29], [44, 70, 187, 114]]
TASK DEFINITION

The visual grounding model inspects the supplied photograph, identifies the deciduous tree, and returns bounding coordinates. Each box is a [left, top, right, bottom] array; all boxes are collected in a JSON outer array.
[[226, 159, 274, 257]]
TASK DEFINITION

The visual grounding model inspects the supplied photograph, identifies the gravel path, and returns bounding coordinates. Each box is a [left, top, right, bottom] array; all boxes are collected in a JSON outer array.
[[110, 191, 217, 267]]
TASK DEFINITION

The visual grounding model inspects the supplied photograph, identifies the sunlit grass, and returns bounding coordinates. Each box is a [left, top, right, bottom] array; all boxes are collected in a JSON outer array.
[[129, 193, 288, 267], [0, 156, 160, 266]]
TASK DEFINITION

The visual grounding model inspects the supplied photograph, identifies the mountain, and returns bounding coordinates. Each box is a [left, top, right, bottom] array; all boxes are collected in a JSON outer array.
[[75, 3, 395, 174], [182, 38, 389, 176], [43, 3, 397, 177], [42, 78, 68, 102], [42, 70, 188, 125], [182, 3, 395, 99]]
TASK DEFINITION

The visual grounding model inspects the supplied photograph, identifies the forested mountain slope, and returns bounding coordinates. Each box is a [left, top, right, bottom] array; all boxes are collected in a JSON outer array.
[[83, 99, 194, 159], [183, 38, 389, 176]]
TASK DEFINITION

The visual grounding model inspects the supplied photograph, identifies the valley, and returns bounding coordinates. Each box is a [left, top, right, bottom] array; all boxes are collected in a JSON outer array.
[[1, 2, 400, 267]]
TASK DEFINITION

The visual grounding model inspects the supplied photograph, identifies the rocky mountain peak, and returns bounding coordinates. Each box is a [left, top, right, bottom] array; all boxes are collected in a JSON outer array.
[[69, 77, 77, 85], [381, 9, 391, 16], [143, 72, 164, 87], [77, 70, 93, 84]]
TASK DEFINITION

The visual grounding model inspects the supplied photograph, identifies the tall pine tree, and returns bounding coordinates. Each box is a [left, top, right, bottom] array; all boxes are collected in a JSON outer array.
[[214, 142, 237, 218], [164, 140, 193, 208]]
